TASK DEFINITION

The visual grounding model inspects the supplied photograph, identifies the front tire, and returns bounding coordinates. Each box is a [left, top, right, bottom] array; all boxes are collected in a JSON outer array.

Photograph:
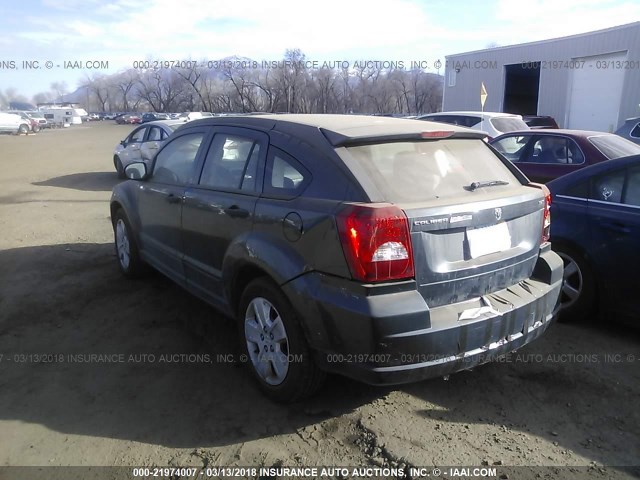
[[17, 124, 29, 135], [113, 209, 146, 278], [238, 278, 325, 402], [115, 156, 125, 179], [554, 244, 596, 322]]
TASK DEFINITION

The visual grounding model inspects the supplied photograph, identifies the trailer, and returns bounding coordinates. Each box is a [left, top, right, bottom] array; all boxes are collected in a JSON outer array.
[[37, 106, 88, 126]]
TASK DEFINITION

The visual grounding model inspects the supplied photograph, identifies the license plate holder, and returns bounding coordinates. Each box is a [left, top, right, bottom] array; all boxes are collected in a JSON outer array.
[[467, 222, 511, 259]]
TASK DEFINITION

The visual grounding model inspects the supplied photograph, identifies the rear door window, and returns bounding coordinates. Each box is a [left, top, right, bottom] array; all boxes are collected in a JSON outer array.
[[199, 134, 260, 191], [523, 136, 583, 164], [343, 139, 520, 203], [591, 165, 640, 206], [147, 127, 163, 141], [591, 169, 625, 203]]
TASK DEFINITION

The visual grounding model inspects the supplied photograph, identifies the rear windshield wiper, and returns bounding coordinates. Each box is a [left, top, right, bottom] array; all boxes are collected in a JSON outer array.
[[465, 180, 509, 191]]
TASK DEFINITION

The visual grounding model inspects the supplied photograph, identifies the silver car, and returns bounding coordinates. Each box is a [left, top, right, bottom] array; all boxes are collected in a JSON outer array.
[[113, 120, 183, 178]]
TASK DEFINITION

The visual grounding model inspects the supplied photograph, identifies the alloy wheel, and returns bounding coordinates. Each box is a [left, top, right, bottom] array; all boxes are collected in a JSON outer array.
[[557, 251, 583, 309], [244, 297, 290, 385], [115, 219, 131, 270]]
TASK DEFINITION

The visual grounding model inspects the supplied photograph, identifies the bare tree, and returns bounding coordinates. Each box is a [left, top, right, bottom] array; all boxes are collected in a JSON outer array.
[[8, 49, 444, 115], [83, 74, 112, 111]]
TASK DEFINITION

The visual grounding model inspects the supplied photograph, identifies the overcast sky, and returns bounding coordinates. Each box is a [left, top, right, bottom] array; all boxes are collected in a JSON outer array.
[[1, 0, 639, 98]]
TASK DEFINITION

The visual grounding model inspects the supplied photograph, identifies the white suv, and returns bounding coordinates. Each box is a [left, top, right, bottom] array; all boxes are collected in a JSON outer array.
[[178, 111, 214, 122], [416, 111, 529, 139], [0, 112, 31, 134]]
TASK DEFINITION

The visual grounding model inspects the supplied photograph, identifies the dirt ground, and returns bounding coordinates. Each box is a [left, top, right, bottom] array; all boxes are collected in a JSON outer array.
[[0, 123, 638, 479]]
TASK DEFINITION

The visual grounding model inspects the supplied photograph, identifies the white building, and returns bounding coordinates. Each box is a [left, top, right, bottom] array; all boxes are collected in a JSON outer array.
[[442, 22, 640, 132]]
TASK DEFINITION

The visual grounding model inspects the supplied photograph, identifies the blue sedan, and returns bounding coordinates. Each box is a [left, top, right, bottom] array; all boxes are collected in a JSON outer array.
[[548, 154, 640, 323]]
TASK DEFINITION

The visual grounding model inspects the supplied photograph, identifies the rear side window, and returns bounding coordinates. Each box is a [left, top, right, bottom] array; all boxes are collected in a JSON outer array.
[[630, 123, 640, 138], [490, 117, 529, 134], [263, 147, 309, 197], [625, 166, 640, 206], [199, 134, 259, 191], [344, 139, 520, 202], [459, 116, 481, 127], [588, 135, 640, 159]]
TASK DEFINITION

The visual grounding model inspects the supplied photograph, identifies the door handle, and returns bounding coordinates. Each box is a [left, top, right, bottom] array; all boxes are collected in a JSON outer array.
[[601, 222, 630, 234], [166, 193, 182, 204], [224, 205, 249, 218]]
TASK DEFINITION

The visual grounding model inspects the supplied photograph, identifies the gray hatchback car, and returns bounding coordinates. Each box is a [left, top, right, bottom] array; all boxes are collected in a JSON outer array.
[[110, 114, 562, 401]]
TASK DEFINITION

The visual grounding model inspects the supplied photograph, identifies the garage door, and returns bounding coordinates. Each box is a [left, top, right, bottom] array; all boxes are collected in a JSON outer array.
[[567, 51, 627, 132]]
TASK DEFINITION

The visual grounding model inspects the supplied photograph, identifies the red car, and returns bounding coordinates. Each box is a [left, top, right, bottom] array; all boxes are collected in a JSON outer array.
[[125, 114, 142, 124], [490, 129, 640, 183]]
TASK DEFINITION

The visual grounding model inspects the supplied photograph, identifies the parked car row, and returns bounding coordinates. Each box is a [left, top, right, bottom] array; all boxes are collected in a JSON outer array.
[[414, 110, 640, 324], [0, 112, 38, 134]]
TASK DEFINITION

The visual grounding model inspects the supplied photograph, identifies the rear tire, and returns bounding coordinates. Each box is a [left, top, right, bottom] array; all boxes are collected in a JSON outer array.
[[237, 278, 325, 402], [554, 244, 596, 322], [113, 209, 146, 278]]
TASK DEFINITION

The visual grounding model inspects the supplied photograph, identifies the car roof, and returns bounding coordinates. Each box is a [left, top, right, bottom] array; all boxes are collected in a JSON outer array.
[[184, 113, 487, 146], [145, 119, 184, 127], [492, 129, 617, 139]]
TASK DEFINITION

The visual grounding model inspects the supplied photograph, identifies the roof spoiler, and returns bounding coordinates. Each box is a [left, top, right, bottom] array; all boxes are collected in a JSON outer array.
[[320, 128, 488, 147]]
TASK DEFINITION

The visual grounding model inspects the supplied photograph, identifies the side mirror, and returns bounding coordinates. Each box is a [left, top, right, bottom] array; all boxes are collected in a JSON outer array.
[[124, 162, 148, 180], [120, 140, 126, 146]]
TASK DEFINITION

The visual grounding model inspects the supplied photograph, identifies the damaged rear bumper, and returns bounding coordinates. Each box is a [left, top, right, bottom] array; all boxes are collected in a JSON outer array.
[[283, 245, 563, 386]]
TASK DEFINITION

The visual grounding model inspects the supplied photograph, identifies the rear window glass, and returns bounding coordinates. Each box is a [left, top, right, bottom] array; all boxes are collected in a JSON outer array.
[[525, 117, 558, 128], [490, 117, 529, 134], [343, 139, 520, 202], [588, 135, 640, 159]]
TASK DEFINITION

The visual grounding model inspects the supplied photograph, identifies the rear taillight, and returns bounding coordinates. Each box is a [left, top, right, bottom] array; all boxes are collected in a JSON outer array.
[[530, 183, 551, 243], [336, 204, 414, 282]]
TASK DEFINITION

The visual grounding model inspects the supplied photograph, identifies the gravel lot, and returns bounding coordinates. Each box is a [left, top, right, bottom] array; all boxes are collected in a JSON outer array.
[[0, 123, 638, 479]]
